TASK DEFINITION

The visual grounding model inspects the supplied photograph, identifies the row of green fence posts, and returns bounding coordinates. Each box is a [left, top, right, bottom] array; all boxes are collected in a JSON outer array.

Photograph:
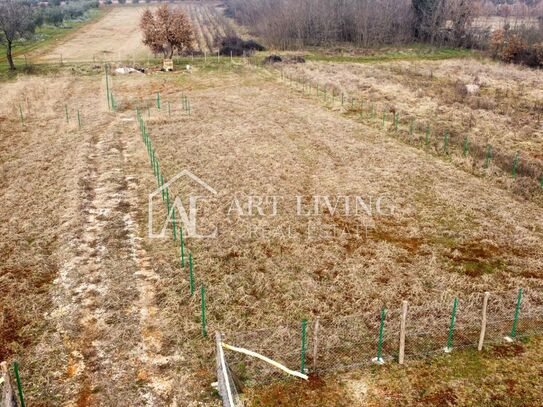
[[300, 287, 526, 369], [136, 108, 205, 337], [283, 72, 542, 186], [63, 104, 82, 129]]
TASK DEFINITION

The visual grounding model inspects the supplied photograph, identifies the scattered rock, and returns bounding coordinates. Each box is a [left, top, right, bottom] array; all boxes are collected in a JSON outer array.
[[115, 66, 140, 75], [465, 84, 480, 95], [263, 55, 282, 64]]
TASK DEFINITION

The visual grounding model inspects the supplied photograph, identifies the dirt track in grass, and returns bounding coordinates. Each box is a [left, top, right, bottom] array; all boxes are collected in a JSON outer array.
[[37, 6, 151, 63], [0, 75, 185, 405]]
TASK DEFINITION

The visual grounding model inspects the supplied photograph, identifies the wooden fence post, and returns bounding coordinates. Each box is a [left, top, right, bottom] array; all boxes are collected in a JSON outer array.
[[1, 361, 18, 407], [478, 292, 490, 351], [399, 300, 408, 364], [312, 317, 320, 371]]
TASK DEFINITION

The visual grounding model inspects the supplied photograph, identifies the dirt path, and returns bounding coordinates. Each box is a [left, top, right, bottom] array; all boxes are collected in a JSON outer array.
[[38, 6, 152, 63], [50, 112, 175, 405]]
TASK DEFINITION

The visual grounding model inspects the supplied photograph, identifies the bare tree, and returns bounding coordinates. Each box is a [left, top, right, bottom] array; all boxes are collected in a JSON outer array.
[[140, 4, 195, 58], [0, 0, 37, 71]]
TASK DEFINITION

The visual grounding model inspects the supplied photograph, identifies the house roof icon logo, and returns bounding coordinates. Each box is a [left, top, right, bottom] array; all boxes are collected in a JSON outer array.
[[148, 169, 218, 239]]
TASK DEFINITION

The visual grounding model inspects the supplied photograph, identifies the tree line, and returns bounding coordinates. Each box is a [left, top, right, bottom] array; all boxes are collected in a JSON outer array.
[[224, 0, 542, 49]]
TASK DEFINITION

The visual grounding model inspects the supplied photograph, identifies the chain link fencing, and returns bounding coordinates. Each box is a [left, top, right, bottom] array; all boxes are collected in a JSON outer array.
[[218, 288, 543, 400]]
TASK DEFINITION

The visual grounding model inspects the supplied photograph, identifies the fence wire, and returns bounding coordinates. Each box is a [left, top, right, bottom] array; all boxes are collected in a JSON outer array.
[[221, 288, 543, 391]]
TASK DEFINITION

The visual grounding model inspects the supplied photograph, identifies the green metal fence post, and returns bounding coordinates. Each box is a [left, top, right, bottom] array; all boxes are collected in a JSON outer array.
[[443, 130, 449, 154], [463, 136, 469, 156], [172, 209, 177, 241], [509, 288, 523, 339], [105, 64, 110, 109], [300, 319, 307, 373], [484, 144, 493, 168], [382, 111, 386, 129], [156, 92, 161, 109], [13, 361, 25, 407], [189, 252, 195, 296], [77, 109, 81, 129], [446, 297, 458, 352], [161, 174, 165, 202], [425, 125, 430, 145], [201, 285, 207, 338], [180, 225, 185, 267], [65, 104, 69, 123], [375, 307, 387, 364]]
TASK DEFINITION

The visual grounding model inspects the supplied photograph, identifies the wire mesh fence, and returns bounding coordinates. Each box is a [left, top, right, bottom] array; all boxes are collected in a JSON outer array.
[[219, 287, 543, 394]]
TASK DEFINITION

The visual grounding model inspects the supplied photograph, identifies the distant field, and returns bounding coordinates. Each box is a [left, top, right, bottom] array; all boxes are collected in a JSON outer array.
[[36, 3, 243, 63], [279, 58, 543, 198], [37, 6, 150, 63], [472, 16, 540, 31]]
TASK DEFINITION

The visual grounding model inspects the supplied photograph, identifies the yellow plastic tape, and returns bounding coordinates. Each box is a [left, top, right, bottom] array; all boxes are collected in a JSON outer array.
[[222, 342, 308, 380]]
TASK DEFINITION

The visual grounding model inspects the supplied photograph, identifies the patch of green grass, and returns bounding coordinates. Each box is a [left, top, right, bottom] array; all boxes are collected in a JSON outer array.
[[304, 46, 475, 64], [364, 337, 543, 406]]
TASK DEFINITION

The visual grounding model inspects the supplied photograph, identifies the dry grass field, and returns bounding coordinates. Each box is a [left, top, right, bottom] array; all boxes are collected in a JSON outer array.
[[280, 58, 543, 200], [1, 4, 543, 407], [2, 60, 542, 405]]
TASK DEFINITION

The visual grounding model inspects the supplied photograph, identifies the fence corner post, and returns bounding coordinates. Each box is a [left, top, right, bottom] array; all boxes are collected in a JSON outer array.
[[215, 332, 235, 407], [1, 361, 17, 407]]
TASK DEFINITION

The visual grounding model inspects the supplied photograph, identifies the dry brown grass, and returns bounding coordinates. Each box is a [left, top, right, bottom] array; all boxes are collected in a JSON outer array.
[[111, 65, 542, 398], [278, 58, 543, 199], [1, 58, 542, 405]]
